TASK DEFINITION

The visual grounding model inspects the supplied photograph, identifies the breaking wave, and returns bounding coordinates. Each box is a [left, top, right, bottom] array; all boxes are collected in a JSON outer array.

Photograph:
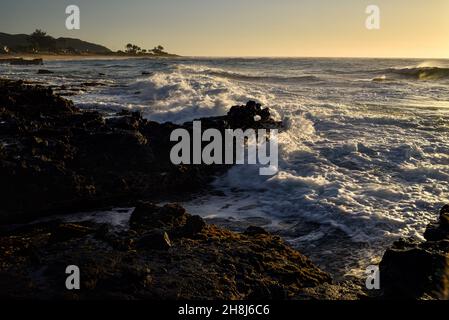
[[387, 66, 449, 80]]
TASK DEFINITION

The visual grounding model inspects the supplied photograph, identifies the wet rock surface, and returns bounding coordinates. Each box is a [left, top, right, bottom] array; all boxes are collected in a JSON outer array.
[[379, 205, 449, 300], [0, 79, 282, 224], [0, 203, 333, 300]]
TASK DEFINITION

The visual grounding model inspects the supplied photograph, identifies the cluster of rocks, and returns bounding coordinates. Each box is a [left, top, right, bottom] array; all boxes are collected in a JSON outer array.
[[0, 79, 281, 224], [0, 202, 335, 300], [379, 205, 449, 300]]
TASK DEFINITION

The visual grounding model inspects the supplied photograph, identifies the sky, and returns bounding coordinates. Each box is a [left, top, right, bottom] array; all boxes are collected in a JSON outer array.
[[0, 0, 448, 58]]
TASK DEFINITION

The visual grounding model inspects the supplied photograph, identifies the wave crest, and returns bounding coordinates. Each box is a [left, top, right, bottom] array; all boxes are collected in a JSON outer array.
[[176, 64, 322, 83], [388, 66, 449, 80]]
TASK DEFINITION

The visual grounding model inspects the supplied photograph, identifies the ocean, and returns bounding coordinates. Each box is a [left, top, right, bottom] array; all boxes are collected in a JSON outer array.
[[2, 57, 449, 278]]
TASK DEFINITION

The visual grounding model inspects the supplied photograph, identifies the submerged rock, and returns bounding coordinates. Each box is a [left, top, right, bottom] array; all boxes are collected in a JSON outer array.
[[37, 69, 54, 74]]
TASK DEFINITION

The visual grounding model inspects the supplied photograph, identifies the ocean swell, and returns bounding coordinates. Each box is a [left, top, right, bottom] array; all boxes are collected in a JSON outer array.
[[387, 66, 449, 81]]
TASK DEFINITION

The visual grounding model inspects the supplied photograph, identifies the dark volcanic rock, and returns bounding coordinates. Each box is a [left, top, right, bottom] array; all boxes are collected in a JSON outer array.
[[130, 202, 188, 231], [137, 230, 172, 251], [0, 204, 332, 300], [440, 205, 449, 229], [130, 203, 206, 239], [181, 215, 206, 237], [48, 223, 96, 244], [0, 79, 282, 224], [0, 58, 43, 65], [37, 69, 54, 74], [227, 100, 274, 129], [379, 205, 449, 300]]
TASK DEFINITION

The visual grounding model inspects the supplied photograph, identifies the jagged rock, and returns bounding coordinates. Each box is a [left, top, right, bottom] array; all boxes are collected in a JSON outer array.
[[130, 202, 188, 230], [181, 215, 206, 237], [380, 242, 449, 300], [380, 205, 449, 300], [137, 230, 172, 251], [424, 223, 449, 242], [227, 100, 273, 129], [440, 205, 449, 229], [421, 205, 449, 242], [0, 79, 282, 224], [295, 281, 366, 300], [247, 283, 288, 300], [48, 223, 96, 244]]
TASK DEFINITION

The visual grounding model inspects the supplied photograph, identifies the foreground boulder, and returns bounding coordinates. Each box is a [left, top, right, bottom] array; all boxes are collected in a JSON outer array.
[[0, 204, 331, 300], [0, 80, 282, 224], [379, 205, 449, 300]]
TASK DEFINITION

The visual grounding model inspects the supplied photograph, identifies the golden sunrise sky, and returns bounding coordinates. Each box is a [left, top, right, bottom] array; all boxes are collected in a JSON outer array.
[[1, 0, 448, 58]]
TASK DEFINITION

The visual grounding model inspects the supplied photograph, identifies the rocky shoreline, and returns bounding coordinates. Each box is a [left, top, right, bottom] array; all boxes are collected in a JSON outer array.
[[0, 203, 339, 300], [379, 206, 449, 299], [0, 79, 447, 300], [0, 79, 282, 224]]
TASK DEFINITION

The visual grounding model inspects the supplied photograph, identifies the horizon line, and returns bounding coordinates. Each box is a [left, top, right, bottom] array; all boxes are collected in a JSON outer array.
[[181, 55, 449, 60]]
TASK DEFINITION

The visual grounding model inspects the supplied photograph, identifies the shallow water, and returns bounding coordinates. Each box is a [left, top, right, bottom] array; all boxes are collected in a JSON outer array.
[[3, 57, 449, 278]]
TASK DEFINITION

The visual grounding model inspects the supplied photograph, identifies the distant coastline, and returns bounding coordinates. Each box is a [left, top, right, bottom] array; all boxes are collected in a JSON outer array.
[[0, 53, 179, 62], [0, 30, 178, 59]]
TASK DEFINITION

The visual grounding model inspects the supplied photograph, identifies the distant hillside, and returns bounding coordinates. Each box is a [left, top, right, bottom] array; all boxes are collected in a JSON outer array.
[[0, 32, 112, 54], [0, 33, 29, 48], [53, 37, 111, 53]]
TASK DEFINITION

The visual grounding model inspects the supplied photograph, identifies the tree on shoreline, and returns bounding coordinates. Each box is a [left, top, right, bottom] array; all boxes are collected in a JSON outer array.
[[125, 43, 143, 54], [152, 45, 166, 55], [124, 43, 168, 56], [28, 29, 56, 52]]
